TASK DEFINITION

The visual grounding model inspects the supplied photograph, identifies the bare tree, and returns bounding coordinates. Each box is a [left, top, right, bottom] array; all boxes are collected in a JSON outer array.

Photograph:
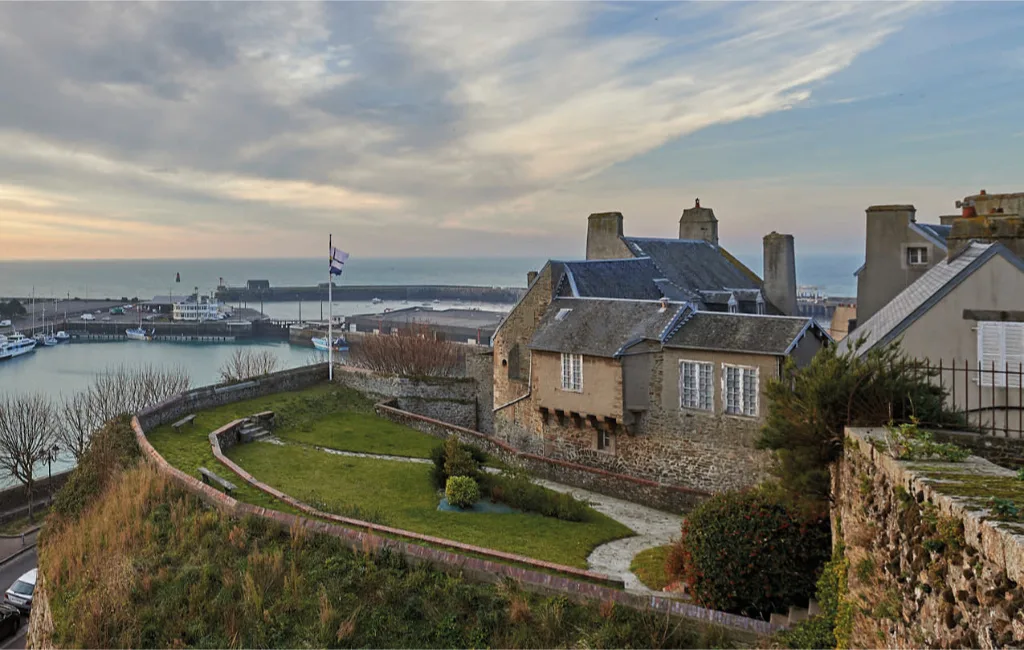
[[0, 393, 58, 521], [348, 327, 463, 377], [58, 391, 97, 463], [219, 348, 280, 383]]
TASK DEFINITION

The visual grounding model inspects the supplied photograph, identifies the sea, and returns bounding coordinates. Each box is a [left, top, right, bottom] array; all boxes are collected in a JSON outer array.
[[0, 253, 860, 485]]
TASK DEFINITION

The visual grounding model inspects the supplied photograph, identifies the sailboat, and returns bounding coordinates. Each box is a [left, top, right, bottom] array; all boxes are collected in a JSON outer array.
[[54, 299, 70, 342], [32, 301, 58, 347], [126, 307, 154, 341]]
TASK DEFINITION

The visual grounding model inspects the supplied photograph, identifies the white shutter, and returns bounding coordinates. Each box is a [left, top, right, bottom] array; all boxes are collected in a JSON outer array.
[[1005, 323, 1024, 388], [977, 322, 1005, 387]]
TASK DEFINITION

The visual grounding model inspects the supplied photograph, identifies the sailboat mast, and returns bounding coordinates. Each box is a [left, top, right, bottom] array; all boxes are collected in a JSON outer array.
[[328, 234, 334, 381]]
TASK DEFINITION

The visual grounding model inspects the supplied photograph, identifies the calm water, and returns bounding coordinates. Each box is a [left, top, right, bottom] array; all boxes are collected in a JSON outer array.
[[0, 340, 315, 486]]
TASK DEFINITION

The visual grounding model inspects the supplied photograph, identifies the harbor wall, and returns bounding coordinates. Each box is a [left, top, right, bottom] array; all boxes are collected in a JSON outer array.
[[216, 284, 524, 304]]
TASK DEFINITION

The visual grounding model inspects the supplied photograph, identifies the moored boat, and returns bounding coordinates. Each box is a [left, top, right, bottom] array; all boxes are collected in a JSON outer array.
[[126, 327, 155, 341], [54, 331, 71, 342], [0, 333, 37, 359], [311, 336, 348, 351]]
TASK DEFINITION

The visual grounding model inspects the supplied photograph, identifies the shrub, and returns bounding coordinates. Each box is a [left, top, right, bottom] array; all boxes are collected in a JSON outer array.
[[445, 476, 480, 509], [667, 488, 830, 619], [481, 470, 588, 522], [883, 420, 969, 462], [348, 326, 463, 377], [430, 437, 487, 489]]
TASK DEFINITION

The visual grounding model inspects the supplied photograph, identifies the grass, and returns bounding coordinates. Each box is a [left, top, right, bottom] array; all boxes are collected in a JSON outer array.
[[0, 511, 48, 535], [41, 461, 728, 649], [227, 442, 632, 568], [278, 412, 441, 458], [630, 544, 673, 591]]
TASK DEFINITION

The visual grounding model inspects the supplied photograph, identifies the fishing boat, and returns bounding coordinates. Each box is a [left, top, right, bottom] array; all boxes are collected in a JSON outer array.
[[0, 333, 37, 359], [311, 336, 348, 352], [126, 327, 155, 341], [371, 297, 383, 305], [54, 331, 71, 342]]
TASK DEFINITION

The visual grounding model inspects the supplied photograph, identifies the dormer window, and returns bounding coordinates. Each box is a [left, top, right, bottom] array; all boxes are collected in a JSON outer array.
[[727, 294, 739, 314], [755, 294, 765, 315]]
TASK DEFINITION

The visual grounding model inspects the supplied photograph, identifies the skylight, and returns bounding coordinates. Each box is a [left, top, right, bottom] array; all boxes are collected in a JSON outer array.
[[555, 308, 572, 321]]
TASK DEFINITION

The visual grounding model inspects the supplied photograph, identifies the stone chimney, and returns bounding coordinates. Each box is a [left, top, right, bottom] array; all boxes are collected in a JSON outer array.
[[526, 271, 538, 286], [679, 198, 719, 246], [762, 232, 797, 316], [586, 212, 626, 260], [948, 191, 1024, 259]]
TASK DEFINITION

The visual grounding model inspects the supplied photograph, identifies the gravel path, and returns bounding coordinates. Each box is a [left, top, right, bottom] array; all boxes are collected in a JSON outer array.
[[263, 439, 681, 592]]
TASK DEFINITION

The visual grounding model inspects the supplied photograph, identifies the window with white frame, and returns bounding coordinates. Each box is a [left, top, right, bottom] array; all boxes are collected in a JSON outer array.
[[906, 246, 929, 266], [680, 360, 714, 410], [723, 365, 759, 416], [977, 322, 1024, 387], [561, 353, 583, 392]]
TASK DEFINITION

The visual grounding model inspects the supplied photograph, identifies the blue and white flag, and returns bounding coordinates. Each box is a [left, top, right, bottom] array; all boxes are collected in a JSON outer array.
[[329, 246, 349, 276]]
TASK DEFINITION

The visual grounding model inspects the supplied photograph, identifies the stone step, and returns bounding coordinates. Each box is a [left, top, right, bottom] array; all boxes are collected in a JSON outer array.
[[769, 612, 789, 628], [808, 599, 821, 617], [787, 606, 809, 624]]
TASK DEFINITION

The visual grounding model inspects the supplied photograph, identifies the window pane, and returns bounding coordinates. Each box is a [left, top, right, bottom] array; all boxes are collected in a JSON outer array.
[[725, 366, 740, 414], [699, 363, 713, 410], [742, 368, 758, 416]]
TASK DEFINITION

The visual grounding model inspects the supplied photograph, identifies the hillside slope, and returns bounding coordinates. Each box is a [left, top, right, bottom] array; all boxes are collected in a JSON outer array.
[[34, 418, 731, 649]]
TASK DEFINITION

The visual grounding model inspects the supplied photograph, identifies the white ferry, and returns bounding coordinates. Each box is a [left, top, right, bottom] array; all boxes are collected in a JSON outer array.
[[0, 333, 37, 360]]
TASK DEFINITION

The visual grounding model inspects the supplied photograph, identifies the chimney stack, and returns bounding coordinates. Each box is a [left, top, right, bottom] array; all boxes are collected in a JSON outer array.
[[526, 271, 538, 286], [762, 232, 797, 316], [679, 198, 719, 246], [586, 212, 625, 260]]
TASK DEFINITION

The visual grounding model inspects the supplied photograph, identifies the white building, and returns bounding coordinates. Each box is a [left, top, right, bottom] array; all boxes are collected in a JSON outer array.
[[172, 297, 225, 322]]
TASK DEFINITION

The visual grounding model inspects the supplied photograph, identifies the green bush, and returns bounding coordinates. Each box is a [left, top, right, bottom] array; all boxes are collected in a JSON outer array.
[[430, 437, 486, 489], [482, 470, 588, 522], [445, 476, 480, 508], [668, 488, 830, 619]]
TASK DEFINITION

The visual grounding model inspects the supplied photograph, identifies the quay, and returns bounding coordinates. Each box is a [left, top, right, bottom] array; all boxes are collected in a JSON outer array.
[[215, 282, 524, 304]]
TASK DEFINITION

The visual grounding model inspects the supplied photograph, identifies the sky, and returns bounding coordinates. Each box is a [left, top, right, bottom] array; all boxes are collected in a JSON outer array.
[[0, 1, 1022, 261]]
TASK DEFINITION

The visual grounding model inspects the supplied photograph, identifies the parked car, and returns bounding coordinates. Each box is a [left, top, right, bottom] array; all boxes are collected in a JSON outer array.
[[80, 313, 95, 321], [0, 603, 18, 639], [0, 320, 11, 328], [4, 569, 36, 613]]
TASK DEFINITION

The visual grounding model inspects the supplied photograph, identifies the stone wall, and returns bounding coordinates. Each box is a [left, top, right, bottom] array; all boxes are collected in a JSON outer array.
[[932, 430, 1024, 470], [835, 427, 1024, 648], [332, 365, 479, 429], [464, 347, 495, 434], [0, 470, 72, 524], [378, 402, 707, 513]]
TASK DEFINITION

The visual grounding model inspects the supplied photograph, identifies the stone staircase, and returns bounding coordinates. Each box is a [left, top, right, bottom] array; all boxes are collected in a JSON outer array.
[[769, 599, 820, 628], [239, 418, 272, 443]]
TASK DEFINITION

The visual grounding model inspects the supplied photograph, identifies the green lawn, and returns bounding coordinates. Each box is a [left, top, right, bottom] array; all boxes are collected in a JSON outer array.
[[147, 383, 633, 568], [227, 442, 632, 568], [630, 544, 674, 591]]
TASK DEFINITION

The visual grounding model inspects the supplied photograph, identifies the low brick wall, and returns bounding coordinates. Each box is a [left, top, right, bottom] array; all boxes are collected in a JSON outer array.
[[376, 402, 709, 513], [134, 413, 776, 639], [932, 430, 1024, 470], [0, 470, 71, 522], [835, 427, 1024, 648]]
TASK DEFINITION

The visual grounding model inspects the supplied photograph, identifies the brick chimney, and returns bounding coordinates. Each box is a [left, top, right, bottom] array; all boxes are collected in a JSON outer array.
[[679, 198, 719, 246], [762, 232, 797, 316], [586, 212, 626, 260]]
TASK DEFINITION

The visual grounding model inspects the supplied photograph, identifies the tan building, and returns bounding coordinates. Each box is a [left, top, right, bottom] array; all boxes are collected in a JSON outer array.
[[493, 205, 830, 494], [839, 242, 1024, 435]]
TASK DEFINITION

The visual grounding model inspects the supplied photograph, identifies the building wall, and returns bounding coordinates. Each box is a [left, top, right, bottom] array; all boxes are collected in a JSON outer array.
[[531, 350, 623, 420], [890, 253, 1024, 434], [857, 206, 942, 325]]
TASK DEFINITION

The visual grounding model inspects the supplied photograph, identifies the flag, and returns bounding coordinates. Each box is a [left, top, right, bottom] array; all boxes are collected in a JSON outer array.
[[329, 247, 349, 276]]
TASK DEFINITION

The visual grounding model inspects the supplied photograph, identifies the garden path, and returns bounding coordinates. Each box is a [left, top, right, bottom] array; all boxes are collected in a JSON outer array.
[[264, 440, 681, 593]]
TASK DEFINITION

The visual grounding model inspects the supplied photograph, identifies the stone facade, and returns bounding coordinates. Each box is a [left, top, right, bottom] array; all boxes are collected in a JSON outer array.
[[332, 365, 479, 430], [835, 427, 1024, 648], [464, 346, 495, 434]]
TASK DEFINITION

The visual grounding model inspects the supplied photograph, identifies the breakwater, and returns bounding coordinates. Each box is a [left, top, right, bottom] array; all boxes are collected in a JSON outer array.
[[216, 284, 524, 303]]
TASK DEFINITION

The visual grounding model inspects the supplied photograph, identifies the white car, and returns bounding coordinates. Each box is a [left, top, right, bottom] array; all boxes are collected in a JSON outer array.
[[5, 569, 35, 613], [0, 320, 10, 328], [80, 313, 95, 321]]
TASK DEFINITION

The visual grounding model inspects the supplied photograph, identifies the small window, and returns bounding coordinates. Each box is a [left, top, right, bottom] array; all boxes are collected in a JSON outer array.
[[507, 343, 521, 380], [977, 322, 1024, 387], [596, 428, 612, 451], [727, 295, 739, 314], [555, 308, 572, 321], [680, 360, 713, 411], [561, 353, 583, 392], [723, 364, 759, 417], [906, 246, 929, 266]]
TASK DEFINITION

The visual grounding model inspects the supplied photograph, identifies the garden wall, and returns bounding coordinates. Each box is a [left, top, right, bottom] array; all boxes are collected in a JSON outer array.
[[331, 365, 479, 430], [835, 427, 1024, 648], [375, 401, 708, 513]]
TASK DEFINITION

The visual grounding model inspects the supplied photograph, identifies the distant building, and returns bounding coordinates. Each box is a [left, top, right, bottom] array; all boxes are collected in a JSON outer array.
[[346, 306, 503, 345], [173, 297, 225, 322], [247, 280, 271, 291]]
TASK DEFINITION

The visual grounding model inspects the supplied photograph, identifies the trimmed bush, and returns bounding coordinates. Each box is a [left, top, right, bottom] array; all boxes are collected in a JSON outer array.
[[482, 470, 588, 522], [667, 488, 830, 619], [430, 437, 486, 489], [445, 476, 480, 509]]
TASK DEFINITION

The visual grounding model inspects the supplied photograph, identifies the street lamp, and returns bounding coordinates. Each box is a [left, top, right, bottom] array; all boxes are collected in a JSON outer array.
[[47, 443, 60, 504]]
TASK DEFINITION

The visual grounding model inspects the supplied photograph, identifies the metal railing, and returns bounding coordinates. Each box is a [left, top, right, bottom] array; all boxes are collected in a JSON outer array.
[[909, 359, 1023, 438]]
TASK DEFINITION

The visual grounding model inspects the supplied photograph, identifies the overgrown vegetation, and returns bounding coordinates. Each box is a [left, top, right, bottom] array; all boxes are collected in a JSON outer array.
[[349, 327, 464, 377], [773, 540, 852, 649], [630, 544, 673, 592], [666, 488, 830, 619], [757, 340, 957, 502], [219, 348, 280, 383], [41, 457, 725, 648], [881, 420, 970, 462]]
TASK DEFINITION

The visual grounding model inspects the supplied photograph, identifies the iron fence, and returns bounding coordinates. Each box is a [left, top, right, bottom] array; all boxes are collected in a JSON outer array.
[[907, 359, 1023, 438]]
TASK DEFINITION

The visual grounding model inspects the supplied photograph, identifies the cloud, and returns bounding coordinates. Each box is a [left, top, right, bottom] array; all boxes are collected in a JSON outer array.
[[0, 1, 925, 259]]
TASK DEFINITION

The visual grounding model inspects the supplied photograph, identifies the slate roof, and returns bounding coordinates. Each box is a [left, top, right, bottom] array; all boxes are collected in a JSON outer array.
[[557, 258, 664, 300], [664, 312, 825, 355], [621, 238, 761, 295], [915, 223, 952, 247], [529, 298, 689, 358], [838, 242, 1024, 356]]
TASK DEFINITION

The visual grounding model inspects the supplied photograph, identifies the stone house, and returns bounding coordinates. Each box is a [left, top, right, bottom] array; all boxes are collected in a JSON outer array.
[[493, 203, 830, 493], [840, 241, 1024, 435]]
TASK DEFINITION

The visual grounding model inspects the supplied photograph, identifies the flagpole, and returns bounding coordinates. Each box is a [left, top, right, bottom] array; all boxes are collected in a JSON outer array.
[[328, 233, 333, 381]]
